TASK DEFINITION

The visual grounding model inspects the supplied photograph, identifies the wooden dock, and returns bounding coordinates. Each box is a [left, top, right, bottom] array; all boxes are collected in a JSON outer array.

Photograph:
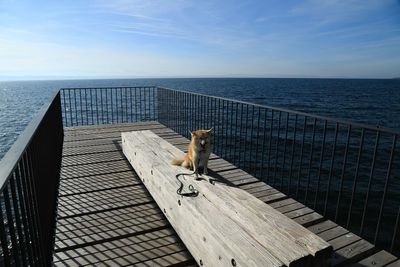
[[53, 121, 399, 266]]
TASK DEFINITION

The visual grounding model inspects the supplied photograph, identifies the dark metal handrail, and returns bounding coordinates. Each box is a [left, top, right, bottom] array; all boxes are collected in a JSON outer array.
[[0, 92, 64, 266]]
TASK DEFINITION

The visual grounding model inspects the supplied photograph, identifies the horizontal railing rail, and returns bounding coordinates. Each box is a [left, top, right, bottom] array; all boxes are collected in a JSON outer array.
[[0, 92, 64, 266], [157, 86, 400, 257]]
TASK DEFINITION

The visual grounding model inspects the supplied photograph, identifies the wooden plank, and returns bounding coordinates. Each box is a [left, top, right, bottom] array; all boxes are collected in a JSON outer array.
[[318, 226, 349, 242], [62, 150, 125, 167], [307, 220, 337, 235], [123, 132, 286, 267], [330, 233, 362, 251], [58, 171, 141, 196], [123, 130, 333, 266], [54, 203, 169, 251], [351, 250, 397, 267], [60, 159, 133, 179], [54, 228, 191, 266], [57, 185, 152, 218], [386, 260, 400, 266], [331, 239, 375, 266]]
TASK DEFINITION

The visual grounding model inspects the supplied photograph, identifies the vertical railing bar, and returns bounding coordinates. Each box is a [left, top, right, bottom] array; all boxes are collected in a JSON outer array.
[[217, 98, 222, 155], [96, 89, 104, 124], [254, 107, 261, 176], [228, 101, 234, 160], [248, 105, 255, 173], [116, 88, 120, 123], [14, 165, 34, 266], [134, 87, 138, 122], [314, 120, 328, 209], [176, 90, 179, 132], [360, 131, 381, 236], [203, 95, 206, 130], [20, 151, 42, 265], [0, 199, 11, 267], [267, 110, 274, 182], [66, 89, 71, 127], [323, 122, 339, 216], [74, 89, 78, 126], [105, 89, 109, 124], [288, 114, 298, 194], [174, 90, 177, 131], [110, 88, 114, 123], [176, 91, 179, 133], [238, 104, 244, 167], [183, 91, 186, 134], [273, 111, 282, 185], [212, 98, 217, 146], [335, 125, 352, 221], [9, 174, 28, 266], [153, 87, 156, 121], [390, 206, 400, 253], [79, 89, 83, 125], [125, 88, 128, 122], [280, 113, 290, 188], [61, 90, 67, 127], [347, 128, 365, 228], [374, 135, 397, 244], [243, 104, 250, 170], [296, 116, 307, 199], [85, 88, 88, 125], [90, 89, 94, 125], [140, 87, 143, 121], [3, 186, 22, 267], [129, 88, 133, 122], [233, 103, 240, 166], [144, 87, 147, 121], [304, 117, 317, 204], [97, 89, 100, 124], [224, 100, 230, 159], [27, 148, 48, 265], [149, 87, 151, 120], [259, 109, 268, 181], [117, 88, 121, 122]]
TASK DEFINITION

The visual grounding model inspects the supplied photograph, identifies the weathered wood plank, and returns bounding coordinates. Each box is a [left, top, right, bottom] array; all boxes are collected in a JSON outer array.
[[54, 228, 192, 266], [351, 250, 397, 267], [123, 130, 333, 266], [123, 132, 286, 267], [331, 239, 375, 266]]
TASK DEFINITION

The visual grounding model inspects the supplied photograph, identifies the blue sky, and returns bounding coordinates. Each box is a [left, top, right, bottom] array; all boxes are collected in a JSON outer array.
[[0, 0, 399, 79]]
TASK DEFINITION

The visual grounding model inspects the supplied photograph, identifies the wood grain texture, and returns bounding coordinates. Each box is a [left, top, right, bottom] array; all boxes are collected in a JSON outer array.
[[122, 130, 333, 267]]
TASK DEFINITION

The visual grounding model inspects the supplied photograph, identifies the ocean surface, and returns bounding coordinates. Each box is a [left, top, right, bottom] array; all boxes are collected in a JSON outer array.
[[0, 78, 399, 160]]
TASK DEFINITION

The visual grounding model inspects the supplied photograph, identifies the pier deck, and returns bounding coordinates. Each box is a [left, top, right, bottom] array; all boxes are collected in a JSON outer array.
[[53, 121, 399, 266]]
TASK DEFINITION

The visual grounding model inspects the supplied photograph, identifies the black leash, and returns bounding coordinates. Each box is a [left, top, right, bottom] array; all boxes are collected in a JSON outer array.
[[176, 171, 199, 197]]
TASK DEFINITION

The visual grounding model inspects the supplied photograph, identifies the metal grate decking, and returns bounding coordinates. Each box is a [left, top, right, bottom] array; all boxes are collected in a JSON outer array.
[[53, 121, 399, 267]]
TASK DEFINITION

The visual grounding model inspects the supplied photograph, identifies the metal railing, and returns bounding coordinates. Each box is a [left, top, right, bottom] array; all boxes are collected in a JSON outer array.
[[0, 92, 64, 266], [60, 87, 157, 127], [157, 86, 400, 256], [1, 85, 398, 265]]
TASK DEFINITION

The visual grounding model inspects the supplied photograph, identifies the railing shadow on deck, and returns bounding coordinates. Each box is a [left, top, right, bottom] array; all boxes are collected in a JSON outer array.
[[0, 85, 399, 266]]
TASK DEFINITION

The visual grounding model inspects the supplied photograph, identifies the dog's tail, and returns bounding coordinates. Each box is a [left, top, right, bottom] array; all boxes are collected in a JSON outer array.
[[171, 158, 184, 166]]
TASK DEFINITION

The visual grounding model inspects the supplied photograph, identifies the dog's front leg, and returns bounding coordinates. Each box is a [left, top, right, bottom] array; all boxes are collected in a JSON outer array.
[[192, 155, 200, 180]]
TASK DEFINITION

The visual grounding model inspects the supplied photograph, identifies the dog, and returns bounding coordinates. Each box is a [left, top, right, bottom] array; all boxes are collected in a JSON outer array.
[[171, 129, 212, 178]]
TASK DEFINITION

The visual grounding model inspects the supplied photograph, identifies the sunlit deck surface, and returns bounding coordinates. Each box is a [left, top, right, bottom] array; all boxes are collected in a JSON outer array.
[[53, 121, 399, 267]]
